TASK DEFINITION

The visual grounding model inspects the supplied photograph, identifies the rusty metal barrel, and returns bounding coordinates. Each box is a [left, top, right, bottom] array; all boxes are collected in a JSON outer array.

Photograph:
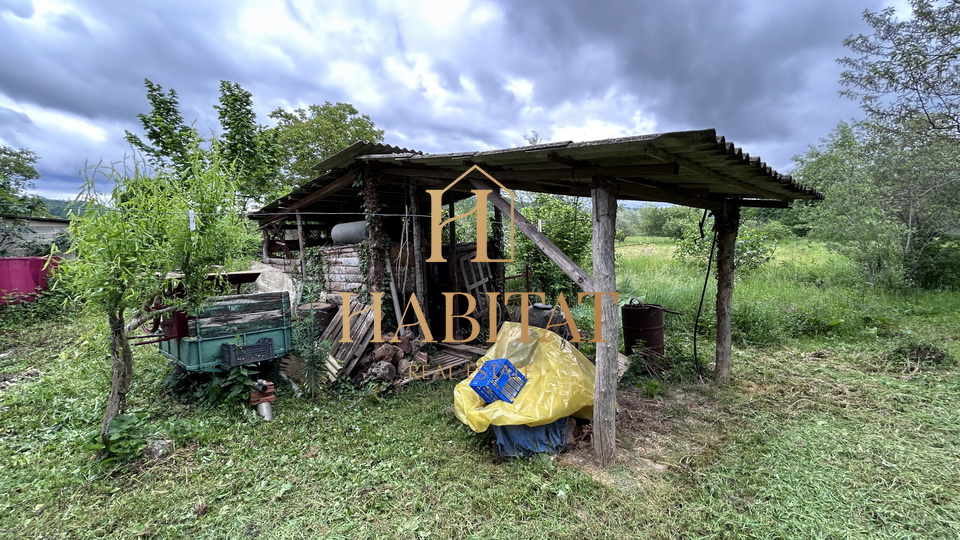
[[621, 299, 665, 356]]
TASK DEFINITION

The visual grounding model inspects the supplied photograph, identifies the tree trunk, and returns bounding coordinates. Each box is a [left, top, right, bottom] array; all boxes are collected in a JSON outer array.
[[591, 178, 618, 467], [100, 309, 134, 451], [714, 202, 740, 384]]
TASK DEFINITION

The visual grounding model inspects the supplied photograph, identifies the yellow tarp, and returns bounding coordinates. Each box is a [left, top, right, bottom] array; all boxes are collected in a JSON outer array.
[[453, 322, 595, 433]]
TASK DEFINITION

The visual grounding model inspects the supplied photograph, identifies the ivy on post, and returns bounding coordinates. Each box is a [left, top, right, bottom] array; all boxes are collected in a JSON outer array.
[[362, 170, 387, 293]]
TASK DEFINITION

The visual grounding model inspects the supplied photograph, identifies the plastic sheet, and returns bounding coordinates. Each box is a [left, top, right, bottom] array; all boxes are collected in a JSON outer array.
[[454, 322, 595, 433]]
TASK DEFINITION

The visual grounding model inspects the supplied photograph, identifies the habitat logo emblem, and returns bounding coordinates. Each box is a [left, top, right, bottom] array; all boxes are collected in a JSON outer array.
[[425, 165, 516, 263]]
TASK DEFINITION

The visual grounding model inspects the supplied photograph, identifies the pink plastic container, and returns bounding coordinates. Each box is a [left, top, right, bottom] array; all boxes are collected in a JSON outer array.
[[0, 257, 59, 305]]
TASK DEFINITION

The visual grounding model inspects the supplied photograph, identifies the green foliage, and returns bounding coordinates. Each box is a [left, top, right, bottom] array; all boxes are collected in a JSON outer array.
[[0, 282, 72, 328], [165, 364, 257, 407], [208, 366, 257, 405], [639, 379, 663, 399], [294, 312, 333, 398], [793, 120, 960, 289], [85, 414, 148, 463], [515, 194, 591, 299], [620, 204, 703, 239], [124, 79, 200, 172], [0, 145, 48, 255], [841, 0, 960, 136], [907, 238, 960, 289], [269, 102, 384, 189], [214, 81, 283, 205], [62, 152, 249, 315], [125, 78, 282, 205], [675, 220, 777, 274], [61, 150, 252, 449]]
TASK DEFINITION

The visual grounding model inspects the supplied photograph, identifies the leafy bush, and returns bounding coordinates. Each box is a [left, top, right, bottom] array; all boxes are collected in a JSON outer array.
[[515, 194, 591, 299], [675, 223, 778, 274], [85, 413, 148, 463], [165, 364, 256, 407], [906, 238, 960, 290], [0, 280, 72, 327]]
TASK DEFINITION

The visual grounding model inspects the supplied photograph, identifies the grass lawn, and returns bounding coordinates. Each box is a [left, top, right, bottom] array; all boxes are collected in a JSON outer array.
[[1, 238, 958, 539]]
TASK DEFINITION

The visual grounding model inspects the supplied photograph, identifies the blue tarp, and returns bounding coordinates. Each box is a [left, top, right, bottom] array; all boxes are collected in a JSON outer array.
[[491, 417, 568, 458]]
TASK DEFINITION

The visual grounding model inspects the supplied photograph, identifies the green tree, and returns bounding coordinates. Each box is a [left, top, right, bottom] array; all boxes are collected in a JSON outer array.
[[125, 79, 281, 205], [62, 151, 250, 452], [0, 146, 48, 255], [214, 81, 282, 205], [124, 79, 200, 172], [269, 102, 384, 188], [841, 0, 960, 137], [515, 194, 592, 299], [794, 122, 906, 287]]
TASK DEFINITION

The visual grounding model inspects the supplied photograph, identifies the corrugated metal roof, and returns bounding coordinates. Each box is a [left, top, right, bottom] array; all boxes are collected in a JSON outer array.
[[253, 129, 821, 226], [312, 141, 421, 171], [352, 129, 822, 201]]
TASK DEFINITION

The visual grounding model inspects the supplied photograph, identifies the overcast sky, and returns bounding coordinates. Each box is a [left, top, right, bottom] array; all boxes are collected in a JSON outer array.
[[1, 0, 890, 199]]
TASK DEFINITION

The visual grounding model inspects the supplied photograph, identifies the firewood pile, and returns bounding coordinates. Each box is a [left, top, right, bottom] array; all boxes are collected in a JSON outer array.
[[291, 301, 488, 388]]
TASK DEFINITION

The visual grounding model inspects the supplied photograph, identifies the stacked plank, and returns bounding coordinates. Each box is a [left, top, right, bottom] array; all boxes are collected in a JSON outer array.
[[318, 300, 377, 381]]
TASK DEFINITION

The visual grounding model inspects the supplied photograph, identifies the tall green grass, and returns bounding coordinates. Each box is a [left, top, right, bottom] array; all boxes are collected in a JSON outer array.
[[616, 238, 956, 349]]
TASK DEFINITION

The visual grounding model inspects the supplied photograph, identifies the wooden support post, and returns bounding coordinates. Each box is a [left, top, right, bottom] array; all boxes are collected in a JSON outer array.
[[261, 230, 270, 262], [410, 180, 427, 314], [591, 177, 618, 467], [363, 174, 386, 292], [714, 201, 740, 384], [493, 205, 505, 297], [409, 182, 428, 334], [295, 210, 307, 282], [448, 199, 459, 337]]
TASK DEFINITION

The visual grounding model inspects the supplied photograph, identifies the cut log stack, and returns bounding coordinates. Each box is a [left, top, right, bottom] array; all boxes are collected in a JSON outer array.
[[311, 303, 487, 387], [294, 303, 613, 391]]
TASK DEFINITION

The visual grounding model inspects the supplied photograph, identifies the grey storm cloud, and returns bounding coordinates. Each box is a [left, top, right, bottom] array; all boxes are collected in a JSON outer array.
[[0, 0, 884, 199]]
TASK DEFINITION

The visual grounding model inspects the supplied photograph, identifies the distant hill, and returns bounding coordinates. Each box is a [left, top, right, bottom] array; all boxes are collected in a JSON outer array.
[[41, 198, 80, 218]]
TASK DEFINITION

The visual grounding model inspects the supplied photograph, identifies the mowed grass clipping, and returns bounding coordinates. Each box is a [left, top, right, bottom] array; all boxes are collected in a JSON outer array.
[[0, 237, 958, 539]]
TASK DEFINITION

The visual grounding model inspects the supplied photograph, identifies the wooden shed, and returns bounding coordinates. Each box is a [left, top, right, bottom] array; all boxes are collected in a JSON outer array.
[[250, 129, 822, 465]]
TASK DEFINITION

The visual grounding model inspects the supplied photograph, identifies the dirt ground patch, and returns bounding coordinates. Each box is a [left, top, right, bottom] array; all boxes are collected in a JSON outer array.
[[558, 384, 720, 486], [0, 367, 40, 391]]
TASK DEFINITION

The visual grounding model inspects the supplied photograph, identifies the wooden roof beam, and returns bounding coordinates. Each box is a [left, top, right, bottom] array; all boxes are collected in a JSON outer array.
[[372, 162, 679, 182], [644, 146, 788, 201], [256, 171, 356, 227], [616, 179, 723, 211]]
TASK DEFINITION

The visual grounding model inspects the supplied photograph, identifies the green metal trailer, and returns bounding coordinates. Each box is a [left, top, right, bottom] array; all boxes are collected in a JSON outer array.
[[158, 291, 294, 372]]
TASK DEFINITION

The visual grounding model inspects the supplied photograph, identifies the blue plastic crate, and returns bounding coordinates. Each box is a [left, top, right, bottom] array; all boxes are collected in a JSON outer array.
[[469, 358, 527, 404]]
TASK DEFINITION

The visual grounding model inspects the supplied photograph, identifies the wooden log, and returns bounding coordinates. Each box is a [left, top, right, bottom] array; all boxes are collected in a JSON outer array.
[[469, 177, 596, 291], [591, 177, 619, 467], [714, 201, 740, 384], [296, 210, 307, 281], [410, 182, 428, 337]]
